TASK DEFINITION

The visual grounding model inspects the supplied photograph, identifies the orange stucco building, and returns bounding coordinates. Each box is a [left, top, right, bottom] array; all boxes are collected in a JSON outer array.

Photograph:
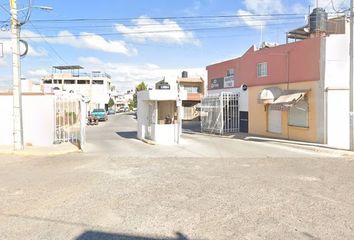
[[206, 14, 350, 148], [207, 37, 322, 141]]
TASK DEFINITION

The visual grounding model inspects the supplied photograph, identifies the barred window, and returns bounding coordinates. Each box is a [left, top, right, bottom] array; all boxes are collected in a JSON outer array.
[[288, 100, 309, 128]]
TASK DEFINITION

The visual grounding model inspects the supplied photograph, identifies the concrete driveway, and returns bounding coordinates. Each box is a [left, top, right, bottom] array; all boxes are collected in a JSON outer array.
[[0, 113, 354, 240]]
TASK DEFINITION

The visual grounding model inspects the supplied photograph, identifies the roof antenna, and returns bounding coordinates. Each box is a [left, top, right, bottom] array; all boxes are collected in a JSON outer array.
[[259, 24, 263, 48]]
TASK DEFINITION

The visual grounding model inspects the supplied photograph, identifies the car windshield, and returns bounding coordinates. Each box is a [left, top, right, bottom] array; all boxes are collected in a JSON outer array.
[[93, 109, 105, 112]]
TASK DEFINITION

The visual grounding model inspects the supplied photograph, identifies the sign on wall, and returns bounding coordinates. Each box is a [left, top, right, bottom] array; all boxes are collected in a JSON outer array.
[[224, 76, 234, 88], [210, 78, 224, 89]]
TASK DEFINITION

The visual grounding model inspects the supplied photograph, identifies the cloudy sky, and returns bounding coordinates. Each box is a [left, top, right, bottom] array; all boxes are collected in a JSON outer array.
[[0, 0, 349, 91]]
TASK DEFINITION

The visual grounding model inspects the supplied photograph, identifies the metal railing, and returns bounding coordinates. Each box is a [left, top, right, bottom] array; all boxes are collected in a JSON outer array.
[[200, 92, 239, 135]]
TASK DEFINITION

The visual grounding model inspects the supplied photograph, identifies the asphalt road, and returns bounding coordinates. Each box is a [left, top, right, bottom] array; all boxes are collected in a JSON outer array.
[[0, 113, 354, 240]]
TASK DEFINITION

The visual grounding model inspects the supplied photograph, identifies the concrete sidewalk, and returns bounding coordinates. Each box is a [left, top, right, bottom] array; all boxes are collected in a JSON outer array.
[[0, 142, 80, 156], [182, 126, 354, 158], [240, 135, 354, 157]]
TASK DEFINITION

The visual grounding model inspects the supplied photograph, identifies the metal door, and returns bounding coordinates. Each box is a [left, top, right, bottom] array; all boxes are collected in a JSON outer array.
[[239, 111, 249, 133]]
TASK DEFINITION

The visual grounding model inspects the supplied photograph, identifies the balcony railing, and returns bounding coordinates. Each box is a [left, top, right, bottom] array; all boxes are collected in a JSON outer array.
[[43, 72, 111, 79]]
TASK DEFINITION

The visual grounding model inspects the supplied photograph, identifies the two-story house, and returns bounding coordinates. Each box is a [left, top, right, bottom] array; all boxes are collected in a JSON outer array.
[[206, 10, 349, 149], [42, 65, 112, 111], [177, 71, 205, 121]]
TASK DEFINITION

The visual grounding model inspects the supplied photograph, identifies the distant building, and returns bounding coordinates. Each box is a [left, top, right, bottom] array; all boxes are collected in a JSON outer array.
[[41, 65, 112, 111], [21, 79, 42, 93], [177, 71, 205, 121], [111, 90, 133, 110]]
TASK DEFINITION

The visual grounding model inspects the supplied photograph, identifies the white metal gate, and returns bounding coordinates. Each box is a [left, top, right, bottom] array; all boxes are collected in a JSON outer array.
[[54, 93, 84, 145], [200, 92, 239, 135]]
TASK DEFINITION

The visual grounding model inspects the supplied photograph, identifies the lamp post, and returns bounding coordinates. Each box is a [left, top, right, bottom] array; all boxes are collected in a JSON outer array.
[[9, 0, 52, 150], [350, 0, 354, 150], [10, 0, 24, 150]]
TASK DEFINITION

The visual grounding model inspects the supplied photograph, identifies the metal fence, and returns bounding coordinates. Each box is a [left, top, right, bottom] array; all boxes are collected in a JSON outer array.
[[54, 93, 84, 145], [200, 92, 239, 135]]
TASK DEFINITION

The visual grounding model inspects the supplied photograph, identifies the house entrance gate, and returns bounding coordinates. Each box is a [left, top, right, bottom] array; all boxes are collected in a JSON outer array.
[[200, 92, 239, 135]]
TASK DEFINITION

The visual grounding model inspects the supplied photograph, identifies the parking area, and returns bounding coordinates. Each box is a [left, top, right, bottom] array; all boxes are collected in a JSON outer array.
[[0, 114, 354, 240]]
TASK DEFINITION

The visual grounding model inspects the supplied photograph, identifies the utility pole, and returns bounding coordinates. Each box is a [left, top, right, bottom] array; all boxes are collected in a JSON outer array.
[[350, 0, 354, 150], [10, 0, 24, 150]]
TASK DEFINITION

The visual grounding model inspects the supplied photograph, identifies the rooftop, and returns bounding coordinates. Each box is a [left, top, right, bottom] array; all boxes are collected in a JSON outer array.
[[178, 77, 204, 83], [53, 65, 84, 70]]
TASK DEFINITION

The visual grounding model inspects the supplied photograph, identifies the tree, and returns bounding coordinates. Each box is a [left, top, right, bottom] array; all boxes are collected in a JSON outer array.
[[130, 81, 147, 110], [108, 98, 115, 108]]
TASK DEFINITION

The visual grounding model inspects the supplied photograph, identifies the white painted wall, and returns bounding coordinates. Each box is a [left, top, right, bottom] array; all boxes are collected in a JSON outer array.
[[152, 124, 180, 144], [327, 90, 349, 149], [325, 31, 349, 89], [137, 89, 186, 144], [0, 94, 55, 146], [208, 87, 249, 112], [325, 25, 350, 149]]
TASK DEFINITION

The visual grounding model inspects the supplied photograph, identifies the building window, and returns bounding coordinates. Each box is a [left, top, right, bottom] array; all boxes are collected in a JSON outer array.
[[184, 86, 199, 93], [92, 80, 104, 85], [226, 68, 234, 77], [78, 80, 90, 84], [53, 79, 62, 84], [64, 79, 75, 84], [288, 100, 309, 128], [43, 79, 52, 84], [257, 62, 267, 77]]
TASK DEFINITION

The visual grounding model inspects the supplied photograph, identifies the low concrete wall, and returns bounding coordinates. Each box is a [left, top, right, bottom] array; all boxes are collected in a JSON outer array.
[[0, 94, 55, 146], [152, 123, 179, 144]]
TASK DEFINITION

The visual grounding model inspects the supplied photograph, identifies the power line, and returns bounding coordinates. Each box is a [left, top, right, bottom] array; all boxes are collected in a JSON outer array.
[[27, 21, 68, 65], [1, 21, 304, 40], [28, 13, 308, 23], [22, 16, 305, 31]]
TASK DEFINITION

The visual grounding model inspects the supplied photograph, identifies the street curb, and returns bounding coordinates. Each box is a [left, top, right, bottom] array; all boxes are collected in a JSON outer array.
[[141, 139, 156, 145], [0, 143, 81, 157], [244, 136, 354, 157]]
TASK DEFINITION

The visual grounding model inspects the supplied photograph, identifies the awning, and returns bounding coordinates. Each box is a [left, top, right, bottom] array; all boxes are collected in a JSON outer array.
[[269, 91, 307, 111], [258, 87, 282, 104]]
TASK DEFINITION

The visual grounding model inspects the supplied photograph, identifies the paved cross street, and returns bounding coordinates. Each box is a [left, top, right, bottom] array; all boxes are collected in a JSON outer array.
[[0, 113, 354, 239]]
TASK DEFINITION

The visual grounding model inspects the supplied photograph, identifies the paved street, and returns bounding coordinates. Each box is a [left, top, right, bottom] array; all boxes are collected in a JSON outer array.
[[1, 114, 354, 240]]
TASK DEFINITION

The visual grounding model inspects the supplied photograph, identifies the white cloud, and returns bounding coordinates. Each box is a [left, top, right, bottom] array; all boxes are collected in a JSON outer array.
[[243, 0, 284, 15], [236, 0, 284, 30], [0, 31, 47, 57], [313, 0, 348, 12], [236, 9, 267, 30], [21, 30, 137, 56], [78, 56, 206, 91], [26, 46, 48, 57], [27, 68, 49, 77], [291, 3, 308, 14], [115, 16, 200, 46]]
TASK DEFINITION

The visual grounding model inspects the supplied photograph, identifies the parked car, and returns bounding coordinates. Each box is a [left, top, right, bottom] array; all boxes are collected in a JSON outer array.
[[117, 106, 125, 113], [91, 108, 108, 121], [107, 108, 115, 115]]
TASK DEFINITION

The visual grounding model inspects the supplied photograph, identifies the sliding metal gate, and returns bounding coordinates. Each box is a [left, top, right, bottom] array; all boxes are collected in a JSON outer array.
[[200, 92, 239, 135], [54, 93, 84, 145]]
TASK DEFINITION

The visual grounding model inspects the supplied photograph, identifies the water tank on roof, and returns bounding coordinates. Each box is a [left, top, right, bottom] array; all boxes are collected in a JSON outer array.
[[182, 71, 188, 78], [309, 8, 328, 34]]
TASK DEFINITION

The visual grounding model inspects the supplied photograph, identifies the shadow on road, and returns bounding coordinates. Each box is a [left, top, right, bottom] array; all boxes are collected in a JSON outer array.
[[76, 231, 190, 240], [116, 131, 137, 139]]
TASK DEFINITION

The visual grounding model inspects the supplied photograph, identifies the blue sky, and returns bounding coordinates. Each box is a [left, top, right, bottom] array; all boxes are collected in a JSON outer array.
[[0, 0, 348, 91]]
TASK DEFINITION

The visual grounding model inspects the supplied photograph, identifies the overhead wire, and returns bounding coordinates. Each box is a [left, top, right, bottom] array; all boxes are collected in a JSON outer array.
[[2, 20, 305, 40], [28, 13, 308, 23], [22, 16, 305, 31], [27, 20, 69, 65]]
